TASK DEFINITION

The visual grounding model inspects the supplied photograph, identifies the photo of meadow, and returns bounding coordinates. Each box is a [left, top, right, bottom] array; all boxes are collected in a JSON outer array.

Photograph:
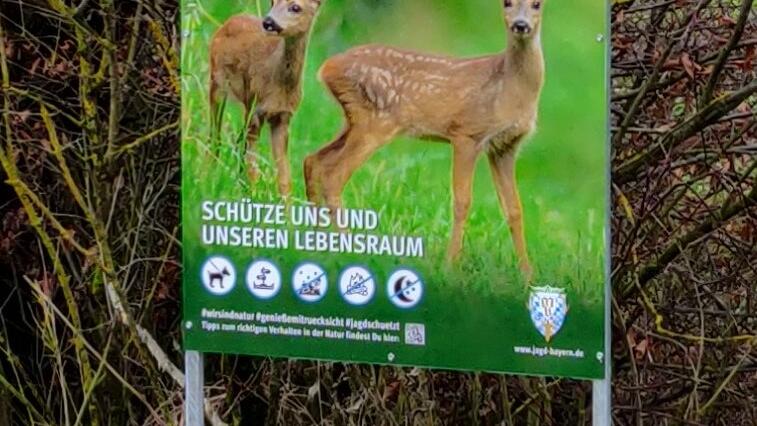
[[182, 0, 608, 378]]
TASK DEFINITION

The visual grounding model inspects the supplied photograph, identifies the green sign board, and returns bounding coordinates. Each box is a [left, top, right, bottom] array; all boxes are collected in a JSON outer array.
[[182, 0, 608, 379]]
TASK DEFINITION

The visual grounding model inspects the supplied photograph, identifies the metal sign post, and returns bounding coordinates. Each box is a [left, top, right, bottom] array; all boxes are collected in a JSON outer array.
[[593, 377, 611, 425], [591, 283, 612, 425], [592, 8, 613, 423], [592, 220, 613, 425], [185, 350, 204, 426], [592, 263, 612, 425]]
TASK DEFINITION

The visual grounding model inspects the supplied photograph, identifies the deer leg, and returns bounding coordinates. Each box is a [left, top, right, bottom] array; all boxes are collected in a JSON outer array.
[[269, 113, 292, 198], [209, 80, 218, 138], [209, 80, 227, 152], [303, 154, 321, 203], [305, 127, 349, 204], [488, 150, 532, 279], [447, 141, 479, 262], [319, 123, 394, 213], [243, 102, 263, 183]]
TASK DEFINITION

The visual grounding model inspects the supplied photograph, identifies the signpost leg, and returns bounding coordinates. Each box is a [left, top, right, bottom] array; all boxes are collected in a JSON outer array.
[[592, 378, 611, 425], [185, 350, 205, 426], [593, 214, 612, 426]]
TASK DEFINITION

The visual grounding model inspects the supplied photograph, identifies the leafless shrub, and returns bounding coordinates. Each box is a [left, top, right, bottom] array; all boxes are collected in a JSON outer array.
[[612, 0, 756, 424]]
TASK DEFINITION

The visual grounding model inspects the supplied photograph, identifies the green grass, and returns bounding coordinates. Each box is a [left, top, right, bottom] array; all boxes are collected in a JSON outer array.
[[183, 0, 606, 301]]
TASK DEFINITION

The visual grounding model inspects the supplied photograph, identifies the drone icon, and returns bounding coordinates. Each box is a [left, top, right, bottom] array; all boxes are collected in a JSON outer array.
[[293, 263, 328, 302], [298, 275, 323, 296]]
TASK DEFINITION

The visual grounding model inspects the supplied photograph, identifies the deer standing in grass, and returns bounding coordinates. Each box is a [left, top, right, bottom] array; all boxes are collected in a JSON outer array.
[[305, 0, 545, 277], [209, 0, 322, 197]]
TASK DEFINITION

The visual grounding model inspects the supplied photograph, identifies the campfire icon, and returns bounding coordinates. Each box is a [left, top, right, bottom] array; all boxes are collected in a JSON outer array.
[[345, 274, 369, 296], [339, 266, 375, 306]]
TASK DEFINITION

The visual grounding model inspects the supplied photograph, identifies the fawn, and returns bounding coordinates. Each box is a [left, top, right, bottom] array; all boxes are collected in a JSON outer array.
[[209, 0, 322, 197], [305, 0, 546, 277]]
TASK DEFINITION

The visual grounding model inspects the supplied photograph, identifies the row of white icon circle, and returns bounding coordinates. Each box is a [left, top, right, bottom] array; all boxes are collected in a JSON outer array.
[[201, 256, 423, 308]]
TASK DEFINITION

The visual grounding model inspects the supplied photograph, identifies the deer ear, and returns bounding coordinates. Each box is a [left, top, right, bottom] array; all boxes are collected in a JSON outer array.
[[310, 0, 322, 7]]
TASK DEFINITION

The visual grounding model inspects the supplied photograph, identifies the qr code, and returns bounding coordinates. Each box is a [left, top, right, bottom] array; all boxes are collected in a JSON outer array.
[[404, 323, 426, 346]]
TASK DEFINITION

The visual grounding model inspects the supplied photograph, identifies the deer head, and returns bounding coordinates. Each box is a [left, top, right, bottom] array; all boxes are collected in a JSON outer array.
[[263, 0, 322, 37], [503, 0, 544, 42]]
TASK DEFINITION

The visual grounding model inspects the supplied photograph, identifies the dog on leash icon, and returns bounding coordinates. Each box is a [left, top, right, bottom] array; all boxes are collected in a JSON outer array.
[[201, 256, 236, 296]]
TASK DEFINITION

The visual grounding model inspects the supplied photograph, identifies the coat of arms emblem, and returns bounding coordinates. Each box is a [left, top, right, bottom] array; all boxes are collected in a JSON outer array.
[[528, 286, 569, 342]]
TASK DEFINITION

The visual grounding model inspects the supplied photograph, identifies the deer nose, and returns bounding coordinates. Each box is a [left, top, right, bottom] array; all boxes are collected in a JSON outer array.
[[511, 20, 531, 34], [262, 17, 282, 33]]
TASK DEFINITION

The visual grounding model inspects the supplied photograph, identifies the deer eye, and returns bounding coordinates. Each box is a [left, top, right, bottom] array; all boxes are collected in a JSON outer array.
[[532, 1, 541, 9], [504, 0, 513, 7], [288, 4, 302, 13]]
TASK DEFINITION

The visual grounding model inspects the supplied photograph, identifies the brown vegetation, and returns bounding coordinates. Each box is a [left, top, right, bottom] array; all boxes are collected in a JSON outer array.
[[0, 0, 754, 425], [611, 0, 756, 424]]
